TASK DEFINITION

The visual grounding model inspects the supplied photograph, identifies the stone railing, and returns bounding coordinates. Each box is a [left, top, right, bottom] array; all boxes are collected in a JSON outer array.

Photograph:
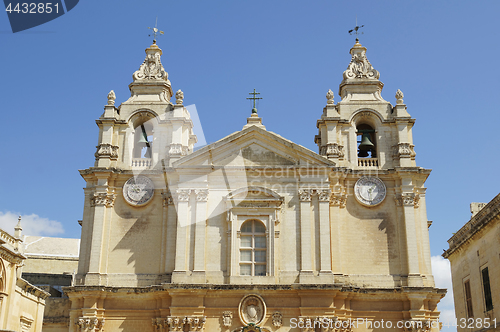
[[131, 158, 152, 168], [358, 158, 379, 167], [0, 228, 17, 247]]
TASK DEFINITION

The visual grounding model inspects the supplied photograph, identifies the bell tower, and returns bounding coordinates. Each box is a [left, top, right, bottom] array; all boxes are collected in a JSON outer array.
[[77, 41, 197, 286], [316, 39, 415, 169]]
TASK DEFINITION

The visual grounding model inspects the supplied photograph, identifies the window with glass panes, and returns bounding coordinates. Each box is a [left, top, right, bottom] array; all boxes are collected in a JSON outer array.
[[240, 220, 266, 276]]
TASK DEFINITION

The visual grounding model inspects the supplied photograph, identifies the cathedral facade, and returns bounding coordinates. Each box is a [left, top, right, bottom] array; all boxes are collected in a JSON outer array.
[[66, 39, 444, 332]]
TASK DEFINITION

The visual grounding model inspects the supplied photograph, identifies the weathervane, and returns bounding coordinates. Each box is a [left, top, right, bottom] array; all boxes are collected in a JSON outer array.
[[148, 17, 164, 43], [247, 89, 262, 114], [348, 16, 364, 41]]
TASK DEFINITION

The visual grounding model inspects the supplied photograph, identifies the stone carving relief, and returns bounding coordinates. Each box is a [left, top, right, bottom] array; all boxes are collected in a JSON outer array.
[[169, 143, 187, 156], [298, 189, 312, 202], [195, 189, 209, 202], [133, 46, 168, 81], [76, 317, 105, 332], [107, 90, 116, 105], [176, 189, 191, 201], [395, 193, 420, 208], [90, 192, 116, 207], [326, 89, 334, 105], [152, 318, 167, 332], [272, 312, 283, 328], [94, 143, 119, 160], [238, 294, 266, 326], [393, 143, 416, 159], [343, 41, 379, 80], [222, 311, 233, 327], [176, 89, 184, 105], [330, 191, 347, 208], [123, 176, 155, 206], [166, 317, 184, 332], [325, 143, 344, 158], [318, 189, 331, 202]]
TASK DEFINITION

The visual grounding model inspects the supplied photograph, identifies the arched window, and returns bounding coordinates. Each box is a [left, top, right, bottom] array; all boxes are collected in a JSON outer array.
[[356, 124, 376, 158], [240, 220, 266, 276]]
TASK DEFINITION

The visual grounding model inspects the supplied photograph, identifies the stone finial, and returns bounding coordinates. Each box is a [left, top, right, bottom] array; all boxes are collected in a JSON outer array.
[[175, 89, 184, 105], [14, 216, 22, 239], [133, 43, 169, 82], [343, 40, 380, 80], [326, 89, 334, 105], [395, 89, 404, 104], [107, 90, 116, 105]]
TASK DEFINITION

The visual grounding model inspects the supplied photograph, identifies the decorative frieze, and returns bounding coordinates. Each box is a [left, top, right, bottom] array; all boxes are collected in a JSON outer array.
[[185, 316, 206, 331], [152, 318, 167, 332], [90, 192, 116, 207], [76, 317, 104, 332], [393, 143, 416, 159], [222, 311, 233, 327], [395, 193, 420, 207], [94, 143, 119, 160], [169, 143, 184, 156], [272, 312, 283, 328], [299, 189, 333, 202], [325, 143, 344, 158], [166, 317, 184, 332]]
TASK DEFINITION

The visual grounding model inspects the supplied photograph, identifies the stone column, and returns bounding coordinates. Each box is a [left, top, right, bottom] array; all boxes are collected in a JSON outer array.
[[318, 189, 332, 273], [397, 191, 422, 286], [173, 189, 190, 279], [299, 189, 313, 275], [193, 189, 208, 282], [329, 187, 346, 282]]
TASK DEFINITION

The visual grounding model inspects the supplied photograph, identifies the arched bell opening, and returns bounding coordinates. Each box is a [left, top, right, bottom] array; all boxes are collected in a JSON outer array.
[[356, 123, 376, 158], [132, 122, 154, 159]]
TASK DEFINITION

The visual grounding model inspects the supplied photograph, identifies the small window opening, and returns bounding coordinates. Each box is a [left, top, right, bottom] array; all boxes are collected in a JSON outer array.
[[464, 280, 474, 318], [240, 220, 267, 276], [482, 267, 493, 311]]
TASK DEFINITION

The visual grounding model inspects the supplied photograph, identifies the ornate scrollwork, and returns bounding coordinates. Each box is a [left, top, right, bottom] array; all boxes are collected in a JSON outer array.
[[133, 45, 168, 81], [395, 193, 420, 207], [393, 143, 416, 159], [239, 294, 266, 326], [94, 143, 119, 160], [166, 317, 184, 332], [185, 316, 206, 331], [169, 144, 186, 156], [318, 189, 331, 202], [152, 318, 167, 332], [343, 41, 379, 80], [91, 192, 116, 207], [195, 189, 209, 202]]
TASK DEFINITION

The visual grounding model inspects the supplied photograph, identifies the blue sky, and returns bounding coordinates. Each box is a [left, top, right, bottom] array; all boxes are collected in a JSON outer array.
[[1, 1, 499, 326]]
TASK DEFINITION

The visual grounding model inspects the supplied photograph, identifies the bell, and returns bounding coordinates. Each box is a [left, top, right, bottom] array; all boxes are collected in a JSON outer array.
[[358, 133, 374, 157], [137, 135, 149, 144]]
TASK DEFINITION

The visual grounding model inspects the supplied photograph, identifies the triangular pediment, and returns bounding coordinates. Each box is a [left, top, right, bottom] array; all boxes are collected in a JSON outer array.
[[173, 126, 334, 168]]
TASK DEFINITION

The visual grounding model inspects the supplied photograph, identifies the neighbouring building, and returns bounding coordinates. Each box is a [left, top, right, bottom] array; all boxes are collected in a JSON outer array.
[[443, 194, 500, 331], [22, 236, 80, 332], [0, 219, 50, 332], [64, 38, 445, 332]]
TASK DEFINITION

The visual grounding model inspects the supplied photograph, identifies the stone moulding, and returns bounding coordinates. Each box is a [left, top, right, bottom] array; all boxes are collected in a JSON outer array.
[[163, 316, 206, 332], [395, 193, 420, 208], [393, 143, 416, 159], [76, 317, 104, 332]]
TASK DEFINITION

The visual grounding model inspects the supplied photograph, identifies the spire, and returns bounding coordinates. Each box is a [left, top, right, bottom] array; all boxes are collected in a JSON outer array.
[[243, 89, 265, 130], [126, 41, 173, 104]]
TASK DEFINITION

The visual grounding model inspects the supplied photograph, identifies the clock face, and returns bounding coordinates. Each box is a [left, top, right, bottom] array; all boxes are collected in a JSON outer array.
[[123, 176, 154, 206], [354, 177, 386, 206]]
